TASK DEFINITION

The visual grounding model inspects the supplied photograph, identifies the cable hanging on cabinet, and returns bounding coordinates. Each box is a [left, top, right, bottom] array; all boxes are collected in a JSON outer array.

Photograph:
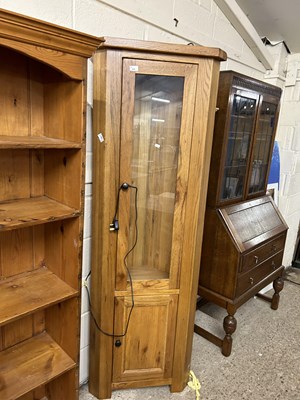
[[84, 182, 138, 338]]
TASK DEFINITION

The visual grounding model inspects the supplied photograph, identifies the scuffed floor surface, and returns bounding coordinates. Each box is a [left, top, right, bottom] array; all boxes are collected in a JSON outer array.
[[80, 268, 300, 400]]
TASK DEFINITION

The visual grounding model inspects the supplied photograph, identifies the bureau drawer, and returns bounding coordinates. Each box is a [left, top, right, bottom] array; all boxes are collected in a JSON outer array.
[[236, 252, 283, 297], [241, 234, 286, 273]]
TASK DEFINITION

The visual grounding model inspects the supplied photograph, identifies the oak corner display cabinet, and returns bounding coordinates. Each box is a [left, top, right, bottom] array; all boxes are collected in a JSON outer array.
[[89, 37, 226, 399], [194, 70, 288, 356], [0, 9, 98, 400]]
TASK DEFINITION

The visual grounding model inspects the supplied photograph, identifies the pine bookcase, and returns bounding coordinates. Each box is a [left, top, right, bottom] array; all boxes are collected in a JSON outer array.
[[0, 9, 98, 399]]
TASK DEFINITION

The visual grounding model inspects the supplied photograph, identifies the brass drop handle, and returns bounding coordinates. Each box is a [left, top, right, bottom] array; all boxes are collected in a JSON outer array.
[[272, 261, 276, 270], [254, 255, 259, 264], [249, 277, 254, 285], [271, 244, 277, 252]]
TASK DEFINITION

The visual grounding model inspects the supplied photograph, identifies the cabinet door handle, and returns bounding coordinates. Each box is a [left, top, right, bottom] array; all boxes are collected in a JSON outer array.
[[249, 277, 254, 285], [254, 256, 259, 264]]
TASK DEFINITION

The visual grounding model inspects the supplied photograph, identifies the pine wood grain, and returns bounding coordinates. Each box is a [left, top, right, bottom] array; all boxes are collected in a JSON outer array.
[[0, 136, 81, 148], [0, 149, 30, 202], [46, 298, 80, 362], [0, 227, 35, 277], [44, 149, 82, 210], [0, 9, 97, 398], [0, 332, 76, 399], [0, 8, 99, 55], [0, 37, 86, 80], [44, 219, 81, 289], [0, 196, 79, 231], [0, 48, 29, 136], [0, 267, 77, 326]]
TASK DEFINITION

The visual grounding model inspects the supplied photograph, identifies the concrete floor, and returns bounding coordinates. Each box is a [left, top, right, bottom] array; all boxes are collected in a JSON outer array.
[[80, 267, 300, 400]]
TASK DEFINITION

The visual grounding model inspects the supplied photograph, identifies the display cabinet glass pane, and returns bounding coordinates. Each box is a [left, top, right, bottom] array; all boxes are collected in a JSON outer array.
[[127, 74, 184, 279], [249, 101, 277, 194], [220, 94, 256, 201]]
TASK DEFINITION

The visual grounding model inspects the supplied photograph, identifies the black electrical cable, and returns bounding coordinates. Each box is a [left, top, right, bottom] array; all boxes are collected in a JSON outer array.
[[84, 183, 138, 338]]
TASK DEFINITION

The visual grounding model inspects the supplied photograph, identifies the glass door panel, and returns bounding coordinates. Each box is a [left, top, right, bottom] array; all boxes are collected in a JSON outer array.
[[128, 74, 184, 280], [220, 94, 257, 201], [117, 59, 197, 288], [248, 101, 277, 194]]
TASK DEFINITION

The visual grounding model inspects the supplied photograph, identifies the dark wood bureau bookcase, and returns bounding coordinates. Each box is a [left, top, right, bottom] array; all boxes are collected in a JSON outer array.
[[195, 71, 288, 356]]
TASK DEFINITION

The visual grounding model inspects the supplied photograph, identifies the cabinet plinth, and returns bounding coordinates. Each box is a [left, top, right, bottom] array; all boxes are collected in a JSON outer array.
[[89, 37, 226, 398], [0, 9, 98, 399], [195, 71, 288, 356]]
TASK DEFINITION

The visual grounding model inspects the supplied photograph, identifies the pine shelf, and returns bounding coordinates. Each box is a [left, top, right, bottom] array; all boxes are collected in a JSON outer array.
[[0, 135, 82, 149], [0, 9, 98, 398], [0, 332, 76, 399], [0, 267, 77, 326], [0, 196, 80, 231]]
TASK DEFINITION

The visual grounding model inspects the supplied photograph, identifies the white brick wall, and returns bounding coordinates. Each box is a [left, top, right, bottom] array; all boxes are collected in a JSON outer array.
[[275, 53, 300, 266], [1, 0, 299, 384], [0, 0, 74, 27]]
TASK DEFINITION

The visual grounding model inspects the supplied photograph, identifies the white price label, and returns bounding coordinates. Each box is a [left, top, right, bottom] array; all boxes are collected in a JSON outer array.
[[98, 133, 105, 143]]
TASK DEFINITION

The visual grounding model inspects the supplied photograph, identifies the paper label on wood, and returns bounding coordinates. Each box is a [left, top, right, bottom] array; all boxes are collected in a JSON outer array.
[[98, 133, 105, 143]]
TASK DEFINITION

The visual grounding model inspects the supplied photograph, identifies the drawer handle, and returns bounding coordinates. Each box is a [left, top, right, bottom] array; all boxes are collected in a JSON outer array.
[[254, 256, 259, 264], [272, 261, 276, 270], [249, 277, 254, 285], [271, 244, 277, 252]]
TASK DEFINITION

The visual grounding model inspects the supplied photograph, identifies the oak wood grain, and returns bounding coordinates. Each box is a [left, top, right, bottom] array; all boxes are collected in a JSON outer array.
[[99, 37, 227, 61], [90, 39, 225, 398]]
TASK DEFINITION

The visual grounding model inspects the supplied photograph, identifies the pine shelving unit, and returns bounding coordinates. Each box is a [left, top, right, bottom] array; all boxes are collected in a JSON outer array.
[[0, 9, 98, 399]]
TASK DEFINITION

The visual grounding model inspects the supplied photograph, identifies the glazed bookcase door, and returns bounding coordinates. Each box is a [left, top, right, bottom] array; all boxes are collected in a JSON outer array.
[[219, 89, 259, 203], [247, 94, 279, 197], [116, 59, 198, 291]]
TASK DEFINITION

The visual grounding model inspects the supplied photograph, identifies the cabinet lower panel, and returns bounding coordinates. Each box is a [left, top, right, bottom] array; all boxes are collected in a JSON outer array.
[[113, 294, 178, 383], [0, 332, 76, 400]]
